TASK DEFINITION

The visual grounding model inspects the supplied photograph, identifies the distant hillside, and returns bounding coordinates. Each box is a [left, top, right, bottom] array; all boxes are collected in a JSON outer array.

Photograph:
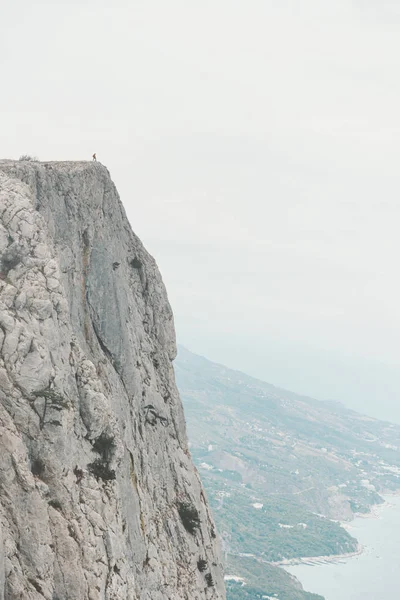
[[175, 346, 400, 600]]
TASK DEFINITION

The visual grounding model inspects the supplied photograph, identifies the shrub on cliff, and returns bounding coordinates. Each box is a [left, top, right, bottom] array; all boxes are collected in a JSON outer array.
[[178, 501, 201, 534], [88, 458, 116, 482], [92, 433, 116, 461], [19, 155, 38, 161]]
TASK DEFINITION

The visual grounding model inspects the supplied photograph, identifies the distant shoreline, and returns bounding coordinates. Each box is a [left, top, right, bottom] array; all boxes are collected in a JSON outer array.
[[230, 494, 399, 570], [272, 544, 364, 567], [275, 493, 398, 567]]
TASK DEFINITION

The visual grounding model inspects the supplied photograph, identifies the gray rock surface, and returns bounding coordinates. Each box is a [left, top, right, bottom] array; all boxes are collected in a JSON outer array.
[[0, 160, 225, 600]]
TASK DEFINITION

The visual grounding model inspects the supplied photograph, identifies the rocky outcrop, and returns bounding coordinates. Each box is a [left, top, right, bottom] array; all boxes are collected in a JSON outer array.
[[0, 160, 225, 600]]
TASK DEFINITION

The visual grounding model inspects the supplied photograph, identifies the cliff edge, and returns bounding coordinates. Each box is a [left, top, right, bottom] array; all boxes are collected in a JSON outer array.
[[0, 160, 225, 600]]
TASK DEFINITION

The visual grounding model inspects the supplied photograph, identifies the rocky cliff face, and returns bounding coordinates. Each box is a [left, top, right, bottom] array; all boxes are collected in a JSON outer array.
[[0, 160, 225, 600]]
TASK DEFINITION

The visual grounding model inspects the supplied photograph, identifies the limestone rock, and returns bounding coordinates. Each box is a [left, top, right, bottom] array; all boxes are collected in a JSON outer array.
[[0, 161, 225, 600]]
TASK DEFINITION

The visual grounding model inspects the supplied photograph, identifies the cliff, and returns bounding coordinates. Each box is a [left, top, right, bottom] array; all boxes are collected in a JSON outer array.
[[0, 160, 225, 600]]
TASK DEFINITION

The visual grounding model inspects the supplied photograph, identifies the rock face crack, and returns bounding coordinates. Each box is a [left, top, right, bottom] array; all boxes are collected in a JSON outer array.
[[0, 161, 225, 600]]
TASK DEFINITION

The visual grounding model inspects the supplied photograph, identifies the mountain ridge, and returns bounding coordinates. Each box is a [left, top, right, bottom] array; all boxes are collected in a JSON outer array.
[[177, 345, 357, 417]]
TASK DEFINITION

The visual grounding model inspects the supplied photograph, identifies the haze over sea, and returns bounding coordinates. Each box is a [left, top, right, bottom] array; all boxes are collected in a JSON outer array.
[[285, 495, 400, 600]]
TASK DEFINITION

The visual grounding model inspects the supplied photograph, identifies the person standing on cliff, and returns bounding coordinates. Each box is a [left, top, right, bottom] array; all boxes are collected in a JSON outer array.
[[92, 153, 97, 161]]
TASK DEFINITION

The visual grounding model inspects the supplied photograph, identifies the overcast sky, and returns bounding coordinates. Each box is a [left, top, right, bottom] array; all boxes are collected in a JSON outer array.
[[2, 0, 400, 421]]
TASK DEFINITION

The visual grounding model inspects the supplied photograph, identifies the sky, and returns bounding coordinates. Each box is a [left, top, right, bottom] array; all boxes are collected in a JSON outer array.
[[2, 0, 400, 421]]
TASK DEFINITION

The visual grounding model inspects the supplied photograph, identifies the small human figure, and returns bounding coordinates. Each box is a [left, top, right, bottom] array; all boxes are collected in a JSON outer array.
[[92, 153, 97, 161]]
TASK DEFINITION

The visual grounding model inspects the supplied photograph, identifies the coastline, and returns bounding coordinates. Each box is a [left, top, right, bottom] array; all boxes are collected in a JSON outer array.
[[272, 544, 364, 567], [353, 498, 390, 520], [279, 494, 400, 600], [231, 494, 399, 571], [276, 494, 397, 568]]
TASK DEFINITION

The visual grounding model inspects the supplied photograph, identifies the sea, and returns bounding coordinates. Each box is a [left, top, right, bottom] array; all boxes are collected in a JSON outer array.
[[285, 495, 400, 600]]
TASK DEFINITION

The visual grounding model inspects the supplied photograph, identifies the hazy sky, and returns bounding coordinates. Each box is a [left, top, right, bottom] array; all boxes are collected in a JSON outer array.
[[2, 1, 400, 421]]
